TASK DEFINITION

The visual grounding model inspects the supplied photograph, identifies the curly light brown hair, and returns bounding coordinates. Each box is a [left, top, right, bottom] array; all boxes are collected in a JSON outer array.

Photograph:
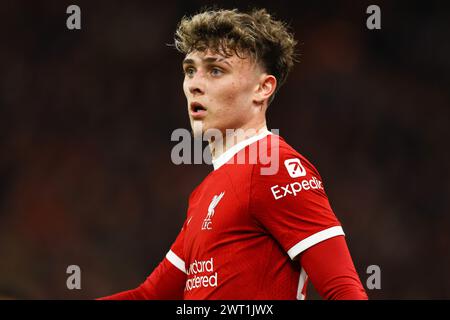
[[174, 8, 298, 101]]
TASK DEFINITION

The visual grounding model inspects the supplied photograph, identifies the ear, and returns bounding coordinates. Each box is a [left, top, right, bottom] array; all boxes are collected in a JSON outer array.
[[254, 74, 277, 106]]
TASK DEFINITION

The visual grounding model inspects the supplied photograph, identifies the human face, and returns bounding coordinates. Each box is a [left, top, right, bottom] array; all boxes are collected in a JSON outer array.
[[182, 50, 264, 138]]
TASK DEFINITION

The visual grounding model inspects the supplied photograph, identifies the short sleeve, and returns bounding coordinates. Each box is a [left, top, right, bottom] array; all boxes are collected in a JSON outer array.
[[250, 147, 344, 260]]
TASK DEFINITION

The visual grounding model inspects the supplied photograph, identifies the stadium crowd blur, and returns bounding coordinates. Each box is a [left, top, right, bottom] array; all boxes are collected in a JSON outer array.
[[0, 0, 449, 299]]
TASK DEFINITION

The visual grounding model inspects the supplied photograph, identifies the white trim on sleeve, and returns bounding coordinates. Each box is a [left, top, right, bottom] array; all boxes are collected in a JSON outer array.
[[166, 250, 187, 274], [287, 226, 345, 260]]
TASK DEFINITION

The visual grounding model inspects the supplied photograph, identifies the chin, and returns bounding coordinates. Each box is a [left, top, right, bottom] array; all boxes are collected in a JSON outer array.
[[191, 120, 205, 138]]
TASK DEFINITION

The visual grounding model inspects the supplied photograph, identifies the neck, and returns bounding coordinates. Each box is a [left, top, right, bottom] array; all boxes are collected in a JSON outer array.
[[209, 122, 268, 161]]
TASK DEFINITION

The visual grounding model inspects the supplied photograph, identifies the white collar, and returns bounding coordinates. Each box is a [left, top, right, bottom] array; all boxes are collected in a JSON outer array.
[[211, 128, 273, 170]]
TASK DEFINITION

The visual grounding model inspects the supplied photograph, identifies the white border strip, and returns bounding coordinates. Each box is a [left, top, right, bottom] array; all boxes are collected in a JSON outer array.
[[287, 226, 345, 259], [166, 250, 186, 274], [212, 128, 272, 170]]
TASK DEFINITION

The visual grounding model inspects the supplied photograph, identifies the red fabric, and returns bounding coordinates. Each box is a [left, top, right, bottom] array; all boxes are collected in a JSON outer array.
[[250, 136, 342, 256], [299, 236, 368, 300], [99, 134, 367, 300], [98, 258, 185, 300], [168, 134, 346, 299]]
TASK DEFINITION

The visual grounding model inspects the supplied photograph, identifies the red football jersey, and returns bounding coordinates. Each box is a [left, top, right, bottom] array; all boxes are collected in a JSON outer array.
[[166, 129, 344, 299]]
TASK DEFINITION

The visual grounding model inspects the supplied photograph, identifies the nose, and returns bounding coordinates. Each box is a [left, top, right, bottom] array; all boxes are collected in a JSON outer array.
[[187, 73, 205, 96]]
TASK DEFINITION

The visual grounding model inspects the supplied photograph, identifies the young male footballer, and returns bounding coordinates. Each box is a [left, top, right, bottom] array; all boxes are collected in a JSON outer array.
[[101, 8, 368, 300]]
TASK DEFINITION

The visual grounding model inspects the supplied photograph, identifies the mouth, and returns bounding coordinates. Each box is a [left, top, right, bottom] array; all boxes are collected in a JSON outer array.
[[190, 102, 207, 118]]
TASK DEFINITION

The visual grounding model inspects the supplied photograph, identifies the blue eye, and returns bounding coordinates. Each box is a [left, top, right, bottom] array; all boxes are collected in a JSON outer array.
[[211, 68, 223, 76]]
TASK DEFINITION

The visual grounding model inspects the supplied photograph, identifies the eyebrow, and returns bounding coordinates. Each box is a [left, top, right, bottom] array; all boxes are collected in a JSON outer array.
[[183, 56, 232, 68]]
